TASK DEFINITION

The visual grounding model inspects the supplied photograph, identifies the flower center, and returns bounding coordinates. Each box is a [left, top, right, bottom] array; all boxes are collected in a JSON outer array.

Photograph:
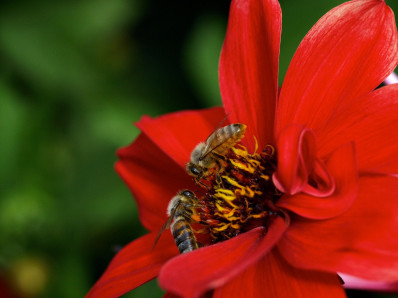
[[194, 142, 283, 244]]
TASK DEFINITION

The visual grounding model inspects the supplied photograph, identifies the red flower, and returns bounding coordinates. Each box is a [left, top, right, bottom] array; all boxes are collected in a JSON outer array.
[[87, 0, 398, 297]]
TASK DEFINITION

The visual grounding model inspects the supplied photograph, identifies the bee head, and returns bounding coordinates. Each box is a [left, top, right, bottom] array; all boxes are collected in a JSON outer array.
[[186, 162, 203, 178]]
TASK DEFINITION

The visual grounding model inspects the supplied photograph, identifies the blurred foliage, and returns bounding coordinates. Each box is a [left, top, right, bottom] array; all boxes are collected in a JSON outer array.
[[0, 0, 397, 297]]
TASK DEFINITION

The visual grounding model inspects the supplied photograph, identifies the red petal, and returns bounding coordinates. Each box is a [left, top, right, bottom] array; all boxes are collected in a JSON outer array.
[[137, 107, 226, 169], [277, 143, 358, 219], [278, 174, 398, 282], [276, 0, 398, 135], [117, 134, 194, 232], [86, 232, 178, 298], [273, 124, 317, 195], [318, 84, 398, 174], [219, 0, 281, 150], [158, 217, 287, 298], [214, 249, 345, 298]]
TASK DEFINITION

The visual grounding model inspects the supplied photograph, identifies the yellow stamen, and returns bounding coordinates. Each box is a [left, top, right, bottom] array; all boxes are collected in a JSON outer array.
[[230, 223, 240, 229], [222, 175, 245, 189], [231, 146, 248, 157], [213, 223, 230, 232], [230, 159, 256, 173], [195, 141, 279, 244], [253, 136, 258, 154], [215, 203, 230, 213]]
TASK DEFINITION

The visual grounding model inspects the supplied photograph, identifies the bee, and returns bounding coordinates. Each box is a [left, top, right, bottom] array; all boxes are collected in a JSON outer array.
[[186, 123, 247, 180], [153, 190, 200, 254]]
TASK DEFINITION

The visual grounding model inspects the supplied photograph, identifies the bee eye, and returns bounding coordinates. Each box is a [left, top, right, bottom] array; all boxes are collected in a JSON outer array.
[[189, 164, 201, 175], [182, 190, 194, 197]]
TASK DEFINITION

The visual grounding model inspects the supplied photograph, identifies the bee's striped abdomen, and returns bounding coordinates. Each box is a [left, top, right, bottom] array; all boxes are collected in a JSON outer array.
[[171, 217, 198, 254], [208, 123, 246, 156]]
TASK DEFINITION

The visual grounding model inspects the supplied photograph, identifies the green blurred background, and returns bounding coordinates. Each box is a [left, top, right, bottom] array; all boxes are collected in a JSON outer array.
[[0, 0, 397, 297]]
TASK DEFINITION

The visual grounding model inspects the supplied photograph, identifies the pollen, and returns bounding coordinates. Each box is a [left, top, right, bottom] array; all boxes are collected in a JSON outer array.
[[196, 143, 282, 243]]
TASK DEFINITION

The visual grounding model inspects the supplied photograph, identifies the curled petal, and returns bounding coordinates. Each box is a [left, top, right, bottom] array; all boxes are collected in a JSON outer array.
[[273, 124, 326, 195], [86, 232, 178, 298], [277, 142, 358, 219], [220, 0, 281, 149], [215, 249, 345, 298], [276, 0, 398, 134], [159, 218, 287, 298], [302, 159, 335, 197], [278, 174, 398, 282]]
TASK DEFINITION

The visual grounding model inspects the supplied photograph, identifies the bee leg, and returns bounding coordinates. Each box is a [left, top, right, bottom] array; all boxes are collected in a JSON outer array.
[[214, 159, 225, 187], [195, 178, 210, 190], [215, 172, 224, 187]]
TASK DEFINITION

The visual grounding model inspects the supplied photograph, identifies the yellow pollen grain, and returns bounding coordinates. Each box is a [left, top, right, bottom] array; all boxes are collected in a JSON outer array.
[[215, 208, 240, 220], [249, 211, 268, 219], [231, 146, 248, 157], [225, 208, 237, 217], [214, 189, 236, 201], [261, 175, 270, 181], [263, 145, 275, 156], [248, 158, 261, 168], [214, 192, 238, 208], [244, 187, 256, 198], [231, 223, 241, 229], [213, 223, 230, 232], [214, 188, 234, 197], [215, 203, 230, 213], [222, 175, 261, 199], [253, 136, 259, 153], [194, 228, 208, 233], [215, 213, 240, 222], [191, 214, 200, 222], [235, 187, 247, 197], [215, 205, 239, 220], [230, 159, 255, 173], [222, 175, 245, 189]]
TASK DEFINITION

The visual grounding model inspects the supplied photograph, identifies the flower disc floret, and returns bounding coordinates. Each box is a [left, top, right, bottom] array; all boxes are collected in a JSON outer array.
[[196, 142, 283, 243]]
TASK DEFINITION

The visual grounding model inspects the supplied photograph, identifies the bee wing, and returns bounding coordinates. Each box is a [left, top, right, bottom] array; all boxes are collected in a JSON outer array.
[[152, 217, 173, 251], [152, 200, 181, 251], [204, 113, 230, 144], [200, 135, 230, 160]]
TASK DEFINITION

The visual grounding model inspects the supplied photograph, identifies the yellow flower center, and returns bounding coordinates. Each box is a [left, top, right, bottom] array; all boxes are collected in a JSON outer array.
[[195, 143, 282, 244]]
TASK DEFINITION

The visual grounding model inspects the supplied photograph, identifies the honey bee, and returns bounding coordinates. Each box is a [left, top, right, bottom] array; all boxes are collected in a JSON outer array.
[[186, 123, 247, 180], [153, 190, 200, 254]]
